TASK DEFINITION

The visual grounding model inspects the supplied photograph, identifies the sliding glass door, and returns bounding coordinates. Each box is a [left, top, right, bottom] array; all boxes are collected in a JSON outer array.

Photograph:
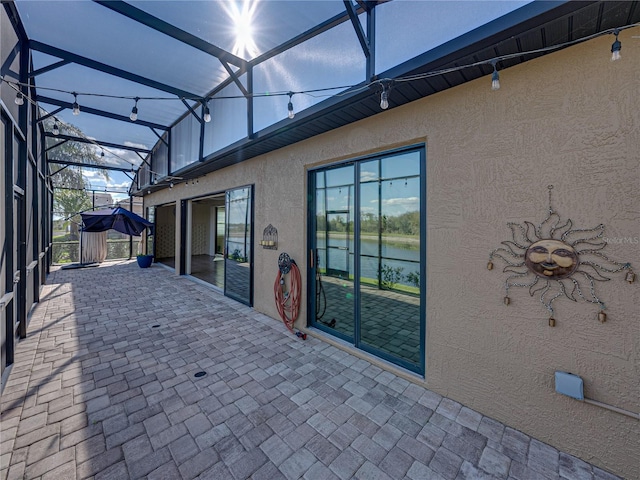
[[310, 147, 425, 373], [224, 186, 253, 305]]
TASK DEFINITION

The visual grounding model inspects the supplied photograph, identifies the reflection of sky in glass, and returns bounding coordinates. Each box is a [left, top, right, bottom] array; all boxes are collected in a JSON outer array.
[[315, 153, 421, 217], [360, 160, 379, 182], [325, 187, 353, 212], [359, 151, 421, 216], [360, 177, 420, 217], [324, 165, 354, 188], [316, 189, 325, 214], [381, 151, 420, 179], [226, 188, 252, 256]]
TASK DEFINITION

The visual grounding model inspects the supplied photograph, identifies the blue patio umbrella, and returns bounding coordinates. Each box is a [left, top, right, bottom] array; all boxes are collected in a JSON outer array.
[[81, 207, 153, 236]]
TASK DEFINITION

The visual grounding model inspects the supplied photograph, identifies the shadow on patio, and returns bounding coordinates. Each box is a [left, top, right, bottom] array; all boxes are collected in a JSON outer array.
[[0, 261, 620, 480]]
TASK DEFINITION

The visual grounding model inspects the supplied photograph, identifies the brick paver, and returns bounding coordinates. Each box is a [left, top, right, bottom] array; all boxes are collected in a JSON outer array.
[[0, 261, 622, 479]]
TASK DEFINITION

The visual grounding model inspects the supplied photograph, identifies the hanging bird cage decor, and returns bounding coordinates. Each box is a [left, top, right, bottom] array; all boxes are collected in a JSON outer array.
[[260, 224, 278, 249]]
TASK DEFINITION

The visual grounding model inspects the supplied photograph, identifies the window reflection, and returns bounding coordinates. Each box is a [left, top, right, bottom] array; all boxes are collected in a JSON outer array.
[[314, 166, 355, 340], [225, 187, 252, 305], [360, 154, 421, 368]]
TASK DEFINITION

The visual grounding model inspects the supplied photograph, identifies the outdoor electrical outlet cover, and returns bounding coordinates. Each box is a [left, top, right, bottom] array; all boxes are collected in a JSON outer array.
[[555, 371, 584, 400]]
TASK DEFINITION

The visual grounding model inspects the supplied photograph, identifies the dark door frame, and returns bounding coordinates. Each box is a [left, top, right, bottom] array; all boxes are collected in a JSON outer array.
[[307, 145, 426, 375]]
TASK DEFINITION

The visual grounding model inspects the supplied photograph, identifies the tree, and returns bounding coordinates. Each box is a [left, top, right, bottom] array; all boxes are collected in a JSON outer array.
[[43, 114, 110, 189], [44, 114, 111, 239], [53, 170, 91, 240]]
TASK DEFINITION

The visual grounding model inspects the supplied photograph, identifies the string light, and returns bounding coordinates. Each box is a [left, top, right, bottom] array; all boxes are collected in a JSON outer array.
[[203, 100, 211, 123], [287, 93, 295, 119], [491, 61, 500, 91], [611, 29, 621, 61], [129, 97, 139, 122], [379, 82, 390, 110], [1, 20, 636, 193], [101, 150, 105, 158], [0, 22, 635, 128], [72, 93, 80, 115]]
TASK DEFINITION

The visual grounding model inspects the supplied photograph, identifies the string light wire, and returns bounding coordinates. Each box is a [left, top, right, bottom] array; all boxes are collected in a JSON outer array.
[[7, 86, 144, 173], [2, 23, 635, 108]]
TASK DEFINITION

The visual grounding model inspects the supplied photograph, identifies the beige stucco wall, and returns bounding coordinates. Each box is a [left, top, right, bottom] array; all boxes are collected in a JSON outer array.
[[145, 30, 639, 478]]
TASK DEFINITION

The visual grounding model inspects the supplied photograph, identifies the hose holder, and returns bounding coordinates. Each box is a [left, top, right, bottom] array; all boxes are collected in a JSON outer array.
[[278, 252, 292, 274]]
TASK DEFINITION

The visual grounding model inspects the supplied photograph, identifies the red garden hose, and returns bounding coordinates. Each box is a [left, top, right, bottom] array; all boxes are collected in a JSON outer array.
[[274, 253, 302, 335]]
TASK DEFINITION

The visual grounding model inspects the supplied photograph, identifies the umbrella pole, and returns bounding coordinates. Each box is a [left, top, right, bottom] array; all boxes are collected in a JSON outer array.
[[80, 228, 84, 265]]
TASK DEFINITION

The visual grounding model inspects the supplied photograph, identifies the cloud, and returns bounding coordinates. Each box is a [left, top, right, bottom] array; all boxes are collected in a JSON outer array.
[[380, 196, 420, 207], [107, 181, 131, 189], [124, 140, 150, 150], [100, 146, 143, 169]]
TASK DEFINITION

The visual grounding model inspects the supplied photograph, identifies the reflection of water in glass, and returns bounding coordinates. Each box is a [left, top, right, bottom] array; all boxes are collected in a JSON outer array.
[[317, 236, 419, 286]]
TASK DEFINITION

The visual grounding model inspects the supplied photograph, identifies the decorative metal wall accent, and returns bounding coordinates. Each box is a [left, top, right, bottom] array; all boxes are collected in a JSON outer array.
[[260, 224, 278, 250], [488, 186, 634, 326]]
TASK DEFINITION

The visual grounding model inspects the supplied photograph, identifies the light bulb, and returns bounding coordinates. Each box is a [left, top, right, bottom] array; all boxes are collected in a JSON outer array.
[[611, 40, 621, 61], [380, 90, 389, 110], [72, 94, 80, 116], [287, 93, 295, 119], [101, 150, 105, 158], [130, 98, 139, 121], [52, 122, 59, 135], [491, 69, 500, 91], [203, 104, 211, 123], [15, 92, 24, 105], [169, 182, 174, 189], [610, 30, 621, 62]]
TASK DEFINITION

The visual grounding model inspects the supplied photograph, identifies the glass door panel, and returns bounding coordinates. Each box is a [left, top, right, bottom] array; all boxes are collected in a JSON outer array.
[[359, 153, 422, 370], [225, 186, 252, 305], [215, 207, 225, 256], [146, 207, 155, 256], [313, 167, 354, 339]]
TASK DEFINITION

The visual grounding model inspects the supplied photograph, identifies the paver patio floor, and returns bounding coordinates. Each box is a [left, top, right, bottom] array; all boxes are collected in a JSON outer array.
[[0, 261, 621, 480]]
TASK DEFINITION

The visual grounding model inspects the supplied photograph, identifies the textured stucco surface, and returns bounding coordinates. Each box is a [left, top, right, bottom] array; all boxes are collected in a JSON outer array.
[[145, 30, 639, 478]]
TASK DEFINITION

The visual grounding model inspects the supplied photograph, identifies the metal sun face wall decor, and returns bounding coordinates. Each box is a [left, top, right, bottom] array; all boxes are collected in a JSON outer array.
[[487, 186, 635, 327]]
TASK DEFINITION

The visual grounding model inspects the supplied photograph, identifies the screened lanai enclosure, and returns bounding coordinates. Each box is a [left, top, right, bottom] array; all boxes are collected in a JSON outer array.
[[3, 0, 638, 375], [3, 0, 637, 362], [2, 2, 639, 476]]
